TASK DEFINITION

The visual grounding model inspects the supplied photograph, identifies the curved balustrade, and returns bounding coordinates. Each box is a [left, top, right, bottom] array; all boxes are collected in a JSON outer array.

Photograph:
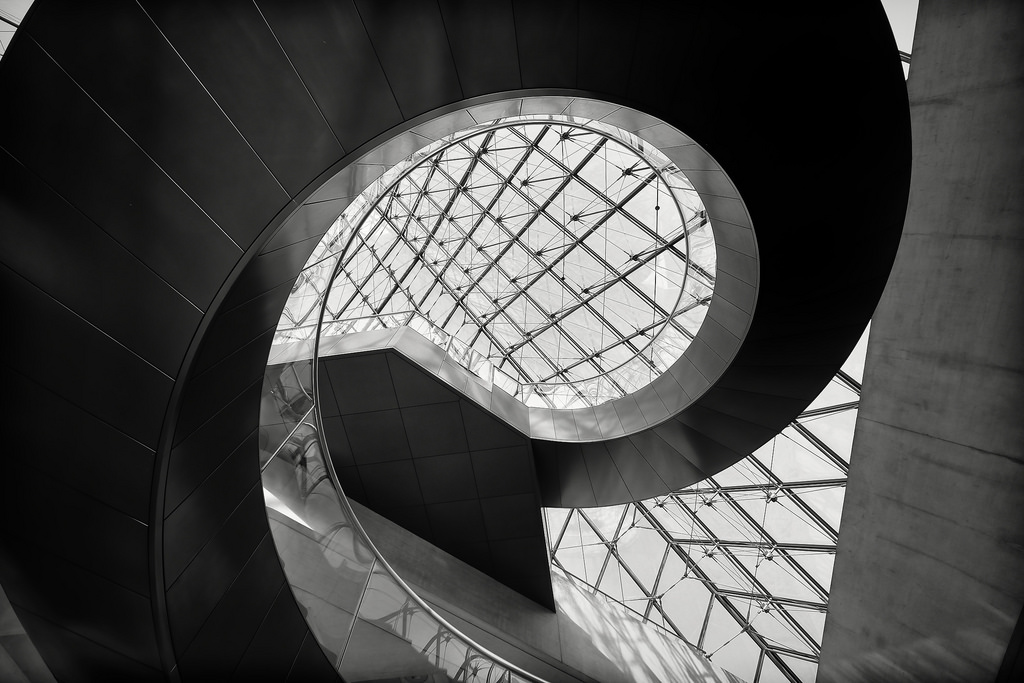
[[259, 347, 547, 682]]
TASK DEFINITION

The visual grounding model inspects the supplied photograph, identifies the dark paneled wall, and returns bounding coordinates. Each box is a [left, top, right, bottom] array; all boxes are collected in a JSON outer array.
[[319, 351, 552, 608], [0, 0, 908, 678]]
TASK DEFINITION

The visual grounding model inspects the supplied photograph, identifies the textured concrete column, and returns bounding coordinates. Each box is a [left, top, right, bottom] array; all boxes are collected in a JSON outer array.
[[818, 2, 1024, 681]]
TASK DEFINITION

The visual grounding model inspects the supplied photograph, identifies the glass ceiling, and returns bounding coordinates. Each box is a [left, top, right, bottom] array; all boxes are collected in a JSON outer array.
[[543, 328, 868, 683], [0, 1, 31, 60], [278, 115, 716, 409], [272, 97, 884, 683]]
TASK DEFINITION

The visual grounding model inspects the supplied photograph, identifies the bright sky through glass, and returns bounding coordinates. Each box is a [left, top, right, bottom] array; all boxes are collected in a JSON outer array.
[[289, 116, 717, 408], [546, 326, 869, 683]]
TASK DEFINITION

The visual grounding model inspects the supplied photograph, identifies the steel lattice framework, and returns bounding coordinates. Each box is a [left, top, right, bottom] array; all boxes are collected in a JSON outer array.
[[544, 337, 867, 683], [277, 112, 865, 681], [277, 117, 716, 409]]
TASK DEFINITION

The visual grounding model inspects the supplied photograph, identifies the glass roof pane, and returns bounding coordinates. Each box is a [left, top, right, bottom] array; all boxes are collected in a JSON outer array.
[[544, 334, 867, 682], [281, 115, 717, 408]]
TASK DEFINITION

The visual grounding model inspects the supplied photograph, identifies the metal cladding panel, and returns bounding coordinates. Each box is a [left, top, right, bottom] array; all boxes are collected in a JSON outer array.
[[716, 362, 838, 399], [165, 486, 269, 652], [626, 4, 716, 124], [592, 401, 626, 439], [580, 441, 632, 506], [324, 353, 400, 415], [438, 0, 521, 97], [263, 198, 347, 253], [674, 404, 781, 455], [26, 1, 290, 248], [358, 128, 434, 166], [426, 499, 488, 544], [551, 409, 580, 442], [1, 463, 150, 598], [576, 2, 637, 94], [387, 353, 459, 407], [414, 452, 478, 504], [611, 395, 647, 433], [286, 633, 340, 683], [603, 436, 669, 502], [0, 536, 161, 669], [684, 336, 729, 383], [320, 416, 354, 467], [627, 428, 709, 491], [232, 585, 309, 682], [471, 446, 536, 498], [697, 317, 742, 361], [701, 194, 751, 230], [650, 371, 690, 418], [697, 386, 811, 430], [190, 281, 294, 376], [572, 406, 602, 440], [0, 150, 201, 377], [711, 270, 757, 315], [384, 504, 435, 540], [707, 291, 754, 340], [14, 610, 163, 683], [554, 443, 596, 508], [343, 410, 412, 464], [529, 408, 556, 440], [137, 1, 345, 196], [649, 419, 739, 478], [403, 402, 470, 457], [163, 441, 260, 585], [220, 235, 320, 312], [315, 349, 554, 608], [10, 372, 155, 522], [709, 218, 757, 256], [359, 460, 425, 507], [2, 263, 173, 448], [488, 387, 532, 435], [308, 160, 387, 204], [317, 368, 342, 418], [480, 493, 545, 540], [490, 536, 552, 584], [257, 0, 404, 152], [634, 385, 671, 426], [335, 466, 368, 503], [437, 359, 471, 395], [173, 327, 278, 443], [470, 98, 524, 122], [0, 40, 239, 311], [681, 169, 741, 200], [176, 537, 285, 680], [512, 0, 577, 88], [355, 0, 463, 116], [531, 440, 563, 507], [660, 143, 720, 173], [164, 384, 262, 514], [713, 245, 757, 286]]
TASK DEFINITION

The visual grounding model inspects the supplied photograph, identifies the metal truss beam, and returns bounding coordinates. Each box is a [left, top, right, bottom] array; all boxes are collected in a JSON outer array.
[[633, 501, 805, 683]]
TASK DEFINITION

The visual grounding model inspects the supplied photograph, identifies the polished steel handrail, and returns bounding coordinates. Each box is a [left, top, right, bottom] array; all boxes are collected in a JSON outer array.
[[307, 291, 550, 682]]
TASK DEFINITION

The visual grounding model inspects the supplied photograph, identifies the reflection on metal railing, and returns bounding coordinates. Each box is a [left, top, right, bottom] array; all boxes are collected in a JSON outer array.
[[260, 359, 545, 683]]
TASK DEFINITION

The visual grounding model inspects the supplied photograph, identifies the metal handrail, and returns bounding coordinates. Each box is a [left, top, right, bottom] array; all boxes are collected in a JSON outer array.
[[310, 283, 550, 683]]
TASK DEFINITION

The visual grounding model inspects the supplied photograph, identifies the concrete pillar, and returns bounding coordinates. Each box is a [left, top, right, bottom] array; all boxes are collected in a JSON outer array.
[[818, 2, 1024, 681]]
